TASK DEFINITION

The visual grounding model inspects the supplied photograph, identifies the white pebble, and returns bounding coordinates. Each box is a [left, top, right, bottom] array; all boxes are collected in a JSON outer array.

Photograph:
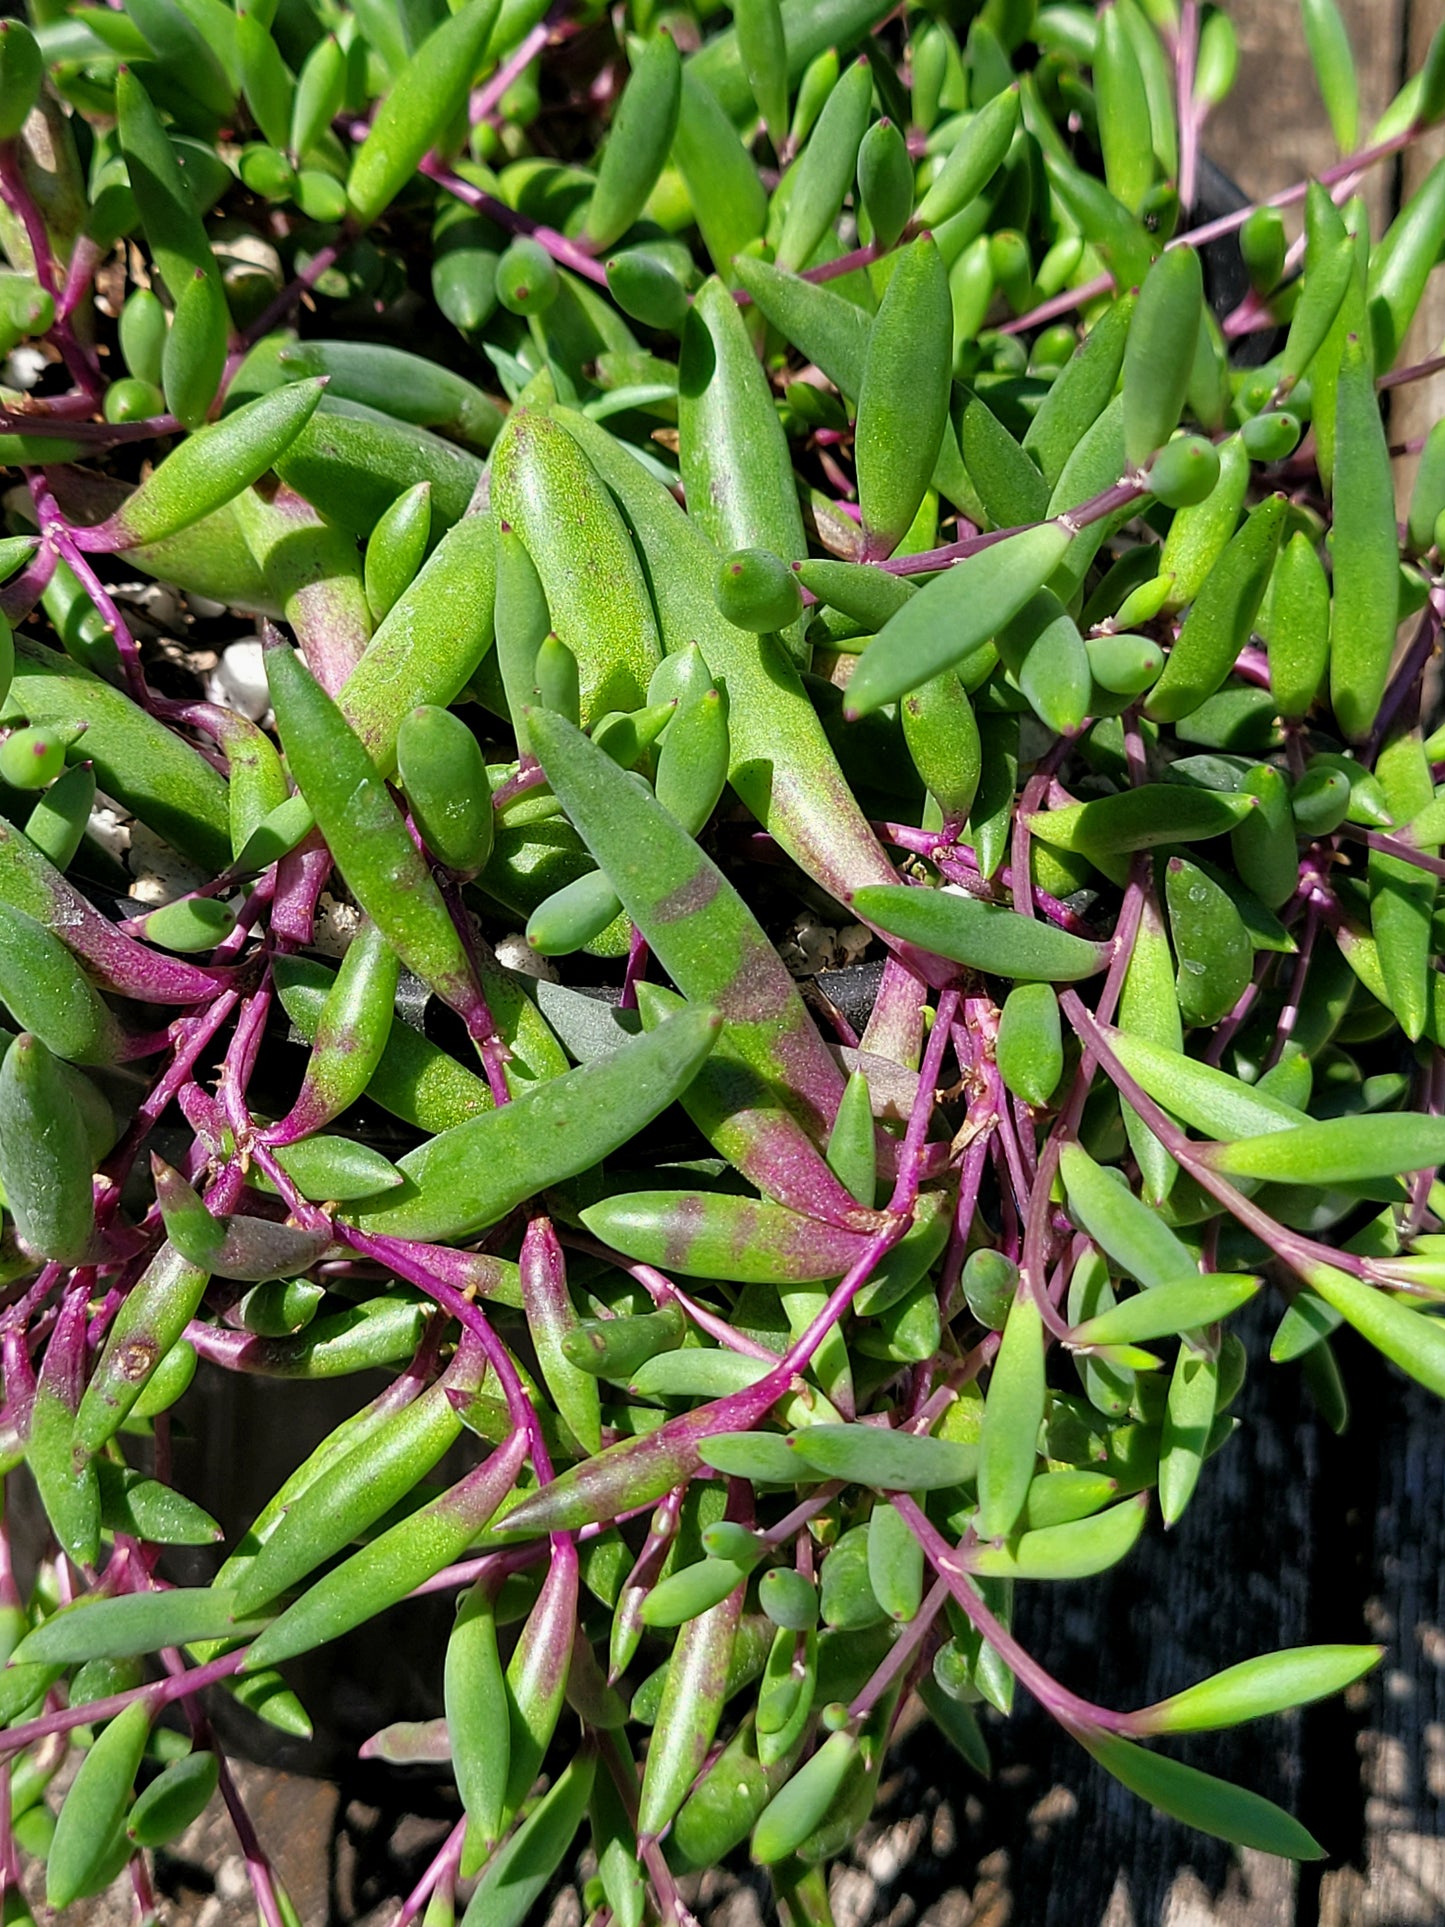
[[208, 637, 270, 721], [495, 933, 558, 981]]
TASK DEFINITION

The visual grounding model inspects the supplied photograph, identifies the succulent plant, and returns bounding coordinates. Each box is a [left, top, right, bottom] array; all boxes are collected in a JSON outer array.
[[0, 0, 1444, 1918]]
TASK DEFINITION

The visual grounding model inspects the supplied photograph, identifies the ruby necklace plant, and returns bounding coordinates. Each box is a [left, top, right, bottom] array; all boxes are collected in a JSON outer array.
[[0, 0, 1443, 1918]]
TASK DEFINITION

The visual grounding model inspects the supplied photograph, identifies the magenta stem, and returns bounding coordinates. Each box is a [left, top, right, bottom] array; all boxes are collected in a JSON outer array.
[[892, 1493, 1138, 1734], [421, 156, 610, 287], [230, 243, 342, 364], [0, 1651, 245, 1757], [620, 925, 650, 1011], [734, 237, 885, 307], [1380, 350, 1445, 391], [0, 142, 104, 401], [1001, 118, 1425, 337], [0, 542, 53, 623], [1059, 995, 1378, 1288], [340, 1228, 547, 1467], [1176, 1, 1201, 215], [849, 1575, 948, 1721], [782, 988, 957, 1378], [32, 493, 149, 704], [586, 1247, 780, 1361], [1345, 824, 1445, 878], [471, 11, 561, 124], [397, 1817, 467, 1927]]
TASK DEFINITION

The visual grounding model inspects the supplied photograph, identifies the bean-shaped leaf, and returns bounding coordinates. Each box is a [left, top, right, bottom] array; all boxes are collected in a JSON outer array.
[[461, 1749, 596, 1927], [231, 1380, 465, 1614], [1329, 335, 1397, 742], [699, 1431, 806, 1484], [785, 1423, 978, 1491], [348, 0, 501, 226], [1117, 890, 1182, 1205], [340, 511, 497, 776], [1024, 293, 1134, 492], [1071, 1276, 1260, 1347], [995, 588, 1090, 735], [1059, 1143, 1197, 1289], [366, 481, 432, 622], [866, 1500, 923, 1621], [27, 1291, 100, 1568], [775, 57, 873, 271], [1023, 1469, 1120, 1532], [527, 709, 859, 1220], [641, 1554, 751, 1629], [99, 384, 325, 550], [1202, 1115, 1445, 1185], [976, 1289, 1045, 1541], [1136, 1644, 1383, 1736], [0, 1032, 95, 1263], [1301, 0, 1359, 151], [856, 237, 952, 561], [472, 1554, 572, 1849], [826, 1069, 878, 1207], [75, 1242, 210, 1453], [914, 84, 1019, 228], [735, 0, 789, 147], [268, 640, 487, 1026], [1280, 231, 1355, 393], [271, 919, 399, 1144], [845, 523, 1073, 717], [126, 1749, 220, 1848], [678, 279, 808, 659], [1369, 729, 1435, 1041], [655, 685, 730, 838], [562, 1308, 686, 1381], [583, 1189, 869, 1285], [901, 668, 981, 827], [732, 254, 869, 397], [1026, 785, 1255, 863], [13, 1589, 263, 1666], [1101, 1028, 1305, 1139], [1303, 1264, 1445, 1399], [637, 1567, 745, 1839], [750, 1730, 858, 1864], [962, 1495, 1148, 1579], [349, 1005, 720, 1242], [0, 900, 124, 1068], [264, 1137, 402, 1202], [46, 1697, 153, 1908], [447, 1581, 510, 1859], [591, 1744, 646, 1927], [1261, 531, 1331, 722], [115, 70, 228, 427], [672, 73, 769, 279], [918, 1675, 991, 1779], [583, 31, 682, 251], [1122, 248, 1204, 469], [522, 1216, 601, 1456], [1369, 158, 1445, 373], [1165, 856, 1252, 1028], [852, 886, 1109, 981], [97, 1462, 220, 1546], [272, 955, 499, 1134], [241, 1435, 527, 1671], [1145, 495, 1287, 723], [493, 410, 663, 721], [1159, 1346, 1216, 1527], [1074, 1729, 1324, 1859], [549, 404, 904, 919]]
